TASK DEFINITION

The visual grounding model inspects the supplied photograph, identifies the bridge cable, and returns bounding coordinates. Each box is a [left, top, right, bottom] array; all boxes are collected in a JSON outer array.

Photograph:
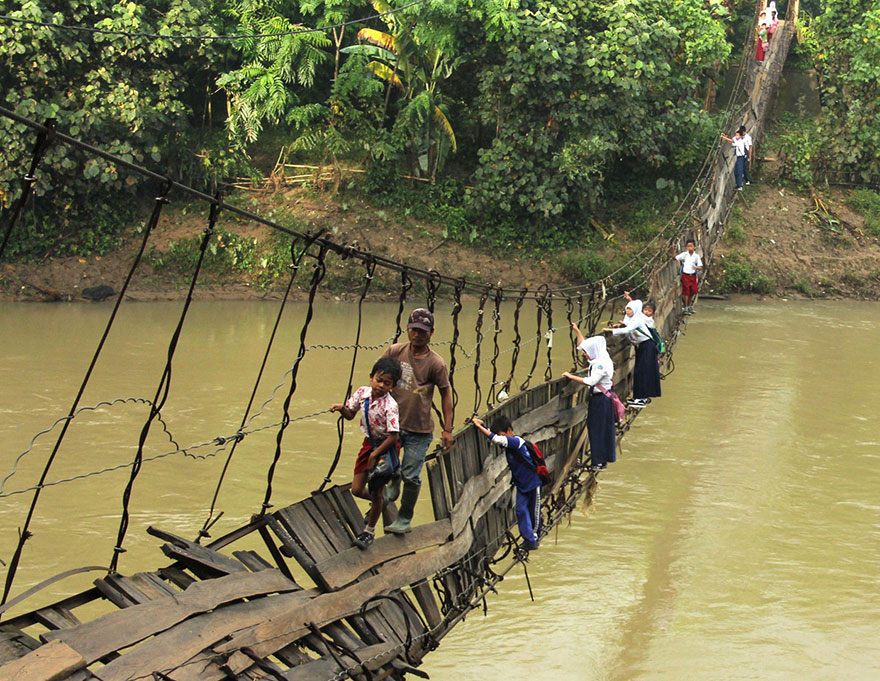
[[110, 192, 222, 572], [318, 256, 378, 492], [0, 119, 55, 263], [197, 230, 321, 541], [486, 287, 504, 409], [469, 289, 490, 419], [261, 244, 328, 513], [392, 268, 413, 343], [447, 277, 466, 414], [0, 177, 173, 606]]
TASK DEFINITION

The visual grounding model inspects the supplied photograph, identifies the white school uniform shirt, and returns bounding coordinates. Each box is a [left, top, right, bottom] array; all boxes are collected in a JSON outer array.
[[676, 250, 703, 274], [577, 336, 614, 391], [742, 132, 753, 154], [611, 300, 651, 345], [730, 136, 747, 157]]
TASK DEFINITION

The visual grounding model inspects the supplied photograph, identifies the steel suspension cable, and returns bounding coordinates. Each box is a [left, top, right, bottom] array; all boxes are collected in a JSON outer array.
[[447, 278, 465, 414], [0, 119, 55, 262], [486, 287, 504, 408], [261, 244, 328, 513], [109, 193, 222, 572], [318, 257, 377, 492], [0, 178, 172, 606], [197, 231, 319, 541], [470, 289, 490, 419], [392, 268, 413, 343]]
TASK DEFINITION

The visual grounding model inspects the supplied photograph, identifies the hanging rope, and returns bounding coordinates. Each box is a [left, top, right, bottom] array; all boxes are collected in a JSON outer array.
[[393, 268, 413, 343], [0, 119, 56, 262], [261, 244, 328, 514], [425, 269, 442, 313], [109, 193, 222, 572], [197, 231, 320, 541], [0, 178, 172, 606], [318, 257, 377, 492], [540, 286, 554, 382], [470, 289, 490, 419], [519, 294, 544, 392], [447, 277, 465, 413], [503, 289, 527, 395], [566, 296, 578, 370], [486, 287, 504, 408]]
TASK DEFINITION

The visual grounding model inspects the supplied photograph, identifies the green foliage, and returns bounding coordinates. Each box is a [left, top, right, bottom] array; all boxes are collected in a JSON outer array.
[[0, 0, 227, 259], [718, 251, 773, 293], [557, 250, 613, 283], [847, 189, 880, 237], [792, 278, 813, 296], [726, 223, 746, 245], [774, 114, 824, 186], [469, 0, 731, 229], [798, 1, 880, 181]]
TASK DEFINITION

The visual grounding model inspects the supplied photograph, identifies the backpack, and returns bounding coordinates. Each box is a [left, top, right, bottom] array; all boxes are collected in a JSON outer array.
[[517, 440, 552, 486], [649, 327, 666, 354]]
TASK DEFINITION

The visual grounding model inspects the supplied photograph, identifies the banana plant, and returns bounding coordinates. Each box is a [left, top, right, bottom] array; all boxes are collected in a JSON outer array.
[[341, 4, 458, 180]]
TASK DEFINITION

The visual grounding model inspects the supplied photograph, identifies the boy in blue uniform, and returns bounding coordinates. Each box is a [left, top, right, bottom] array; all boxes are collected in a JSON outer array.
[[472, 416, 545, 551]]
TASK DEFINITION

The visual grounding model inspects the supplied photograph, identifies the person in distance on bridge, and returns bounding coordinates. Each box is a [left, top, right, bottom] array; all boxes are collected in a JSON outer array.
[[330, 357, 402, 550], [675, 238, 703, 314], [720, 129, 748, 191], [471, 416, 544, 552], [381, 308, 454, 535], [738, 125, 754, 186], [562, 327, 617, 472]]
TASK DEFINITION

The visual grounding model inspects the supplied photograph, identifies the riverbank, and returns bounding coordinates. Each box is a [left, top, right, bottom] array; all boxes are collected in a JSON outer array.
[[704, 183, 880, 299], [3, 182, 879, 303]]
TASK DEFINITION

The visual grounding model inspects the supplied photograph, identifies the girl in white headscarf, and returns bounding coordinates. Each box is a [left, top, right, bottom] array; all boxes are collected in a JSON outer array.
[[604, 296, 662, 408], [563, 324, 616, 471]]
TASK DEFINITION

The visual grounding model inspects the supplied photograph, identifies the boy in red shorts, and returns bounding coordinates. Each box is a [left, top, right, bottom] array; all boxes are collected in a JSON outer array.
[[330, 357, 401, 549], [675, 238, 703, 314]]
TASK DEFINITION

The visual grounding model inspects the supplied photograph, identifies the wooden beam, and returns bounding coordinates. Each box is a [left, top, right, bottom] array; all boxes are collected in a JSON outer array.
[[0, 640, 85, 681]]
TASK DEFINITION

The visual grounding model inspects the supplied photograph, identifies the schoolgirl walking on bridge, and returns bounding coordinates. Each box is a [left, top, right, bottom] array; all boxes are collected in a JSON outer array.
[[603, 295, 662, 409], [563, 326, 617, 472], [330, 357, 402, 549]]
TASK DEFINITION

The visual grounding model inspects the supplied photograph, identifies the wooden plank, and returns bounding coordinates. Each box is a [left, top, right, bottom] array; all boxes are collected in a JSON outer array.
[[305, 495, 352, 551], [42, 569, 299, 665], [325, 485, 364, 536], [0, 627, 40, 665], [281, 642, 398, 681], [92, 578, 136, 610], [156, 566, 195, 590], [232, 550, 274, 572], [426, 459, 450, 521], [512, 395, 560, 435], [0, 640, 85, 681], [313, 519, 452, 590], [265, 515, 327, 590], [278, 505, 336, 562], [410, 581, 442, 630], [32, 608, 79, 632], [147, 527, 247, 576]]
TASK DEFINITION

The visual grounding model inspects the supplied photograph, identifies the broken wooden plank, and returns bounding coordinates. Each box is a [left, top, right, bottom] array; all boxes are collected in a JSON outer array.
[[0, 640, 85, 681], [148, 526, 248, 576], [42, 569, 298, 665]]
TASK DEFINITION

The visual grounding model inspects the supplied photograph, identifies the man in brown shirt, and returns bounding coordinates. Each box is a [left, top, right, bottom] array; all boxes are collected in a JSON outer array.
[[382, 308, 454, 534]]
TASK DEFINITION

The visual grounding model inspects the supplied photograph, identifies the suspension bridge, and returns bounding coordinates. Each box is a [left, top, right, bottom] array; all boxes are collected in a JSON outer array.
[[0, 3, 798, 679]]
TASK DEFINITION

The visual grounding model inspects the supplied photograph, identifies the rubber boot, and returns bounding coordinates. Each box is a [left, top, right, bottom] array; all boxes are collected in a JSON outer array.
[[383, 475, 401, 504], [385, 482, 419, 534]]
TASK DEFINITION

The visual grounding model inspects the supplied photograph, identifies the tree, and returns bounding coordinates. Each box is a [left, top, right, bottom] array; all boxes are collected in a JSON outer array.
[[468, 0, 730, 231], [0, 0, 223, 257]]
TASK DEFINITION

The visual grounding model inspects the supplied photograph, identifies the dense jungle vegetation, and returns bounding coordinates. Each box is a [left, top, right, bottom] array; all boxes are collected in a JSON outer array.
[[0, 0, 878, 268]]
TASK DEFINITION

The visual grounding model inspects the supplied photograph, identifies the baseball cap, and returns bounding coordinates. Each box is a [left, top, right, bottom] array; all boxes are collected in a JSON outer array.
[[407, 308, 434, 331]]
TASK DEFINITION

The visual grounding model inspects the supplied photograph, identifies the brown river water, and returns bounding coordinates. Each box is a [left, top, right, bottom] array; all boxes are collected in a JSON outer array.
[[1, 298, 878, 679]]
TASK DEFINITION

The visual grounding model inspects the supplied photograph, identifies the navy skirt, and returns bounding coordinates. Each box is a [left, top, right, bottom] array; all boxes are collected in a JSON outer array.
[[633, 340, 662, 399], [587, 392, 616, 467]]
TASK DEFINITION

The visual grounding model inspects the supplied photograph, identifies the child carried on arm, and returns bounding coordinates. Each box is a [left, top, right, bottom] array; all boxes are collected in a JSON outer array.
[[330, 357, 402, 550], [472, 416, 545, 552]]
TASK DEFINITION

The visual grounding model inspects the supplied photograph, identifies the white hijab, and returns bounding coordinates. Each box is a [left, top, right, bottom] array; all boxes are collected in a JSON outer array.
[[623, 300, 651, 331], [579, 335, 612, 368]]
